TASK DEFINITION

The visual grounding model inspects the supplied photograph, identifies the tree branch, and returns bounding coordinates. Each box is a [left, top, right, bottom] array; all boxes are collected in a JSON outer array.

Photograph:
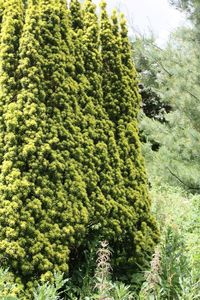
[[157, 61, 173, 77], [183, 88, 200, 102], [167, 167, 200, 190]]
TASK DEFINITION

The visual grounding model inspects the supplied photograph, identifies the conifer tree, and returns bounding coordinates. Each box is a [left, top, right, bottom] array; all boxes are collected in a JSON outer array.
[[100, 1, 159, 276], [0, 0, 88, 294], [0, 0, 53, 292], [0, 0, 4, 34], [0, 0, 24, 165], [0, 0, 40, 295], [70, 2, 133, 269], [70, 0, 83, 31], [71, 0, 124, 242], [80, 0, 136, 248], [38, 0, 91, 283], [0, 0, 159, 294], [69, 0, 85, 79], [0, 0, 25, 288]]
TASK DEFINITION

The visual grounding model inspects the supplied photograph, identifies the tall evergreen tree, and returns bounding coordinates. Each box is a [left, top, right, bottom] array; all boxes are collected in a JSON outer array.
[[0, 0, 88, 295], [38, 0, 93, 284], [120, 14, 141, 118], [0, 0, 24, 165], [0, 0, 42, 294], [0, 0, 25, 289], [119, 13, 159, 268], [70, 0, 85, 76], [81, 0, 134, 248], [0, 0, 4, 34], [0, 0, 159, 294], [71, 3, 140, 279], [70, 0, 83, 31], [100, 1, 159, 276], [71, 0, 125, 245]]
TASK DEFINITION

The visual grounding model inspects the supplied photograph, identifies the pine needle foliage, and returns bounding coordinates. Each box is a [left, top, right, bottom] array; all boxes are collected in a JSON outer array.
[[0, 0, 158, 294]]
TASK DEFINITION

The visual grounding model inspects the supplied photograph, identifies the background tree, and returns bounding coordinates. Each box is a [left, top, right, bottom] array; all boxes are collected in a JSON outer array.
[[132, 3, 200, 289], [133, 19, 200, 191], [133, 37, 172, 123]]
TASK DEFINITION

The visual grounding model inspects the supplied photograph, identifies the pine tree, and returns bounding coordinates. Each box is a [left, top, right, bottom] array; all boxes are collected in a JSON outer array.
[[100, 1, 159, 277]]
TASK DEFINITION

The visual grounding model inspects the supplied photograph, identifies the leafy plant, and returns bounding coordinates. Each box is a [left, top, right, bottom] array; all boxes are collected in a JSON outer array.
[[33, 272, 68, 300], [0, 267, 19, 300], [110, 282, 134, 300]]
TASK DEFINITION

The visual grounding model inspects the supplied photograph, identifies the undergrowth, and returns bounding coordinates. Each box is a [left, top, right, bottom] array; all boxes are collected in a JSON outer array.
[[0, 185, 199, 299]]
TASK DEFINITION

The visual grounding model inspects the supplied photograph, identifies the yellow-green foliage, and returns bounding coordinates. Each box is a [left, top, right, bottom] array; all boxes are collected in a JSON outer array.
[[0, 0, 159, 294], [100, 0, 159, 273]]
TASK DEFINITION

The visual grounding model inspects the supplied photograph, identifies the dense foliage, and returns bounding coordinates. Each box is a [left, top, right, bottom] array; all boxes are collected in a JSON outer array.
[[0, 0, 158, 297]]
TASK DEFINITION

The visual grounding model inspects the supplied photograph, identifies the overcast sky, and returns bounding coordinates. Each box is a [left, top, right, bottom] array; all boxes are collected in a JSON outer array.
[[93, 0, 186, 45]]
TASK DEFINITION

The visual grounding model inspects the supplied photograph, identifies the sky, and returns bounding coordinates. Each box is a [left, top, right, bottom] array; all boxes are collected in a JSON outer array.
[[92, 0, 186, 45]]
